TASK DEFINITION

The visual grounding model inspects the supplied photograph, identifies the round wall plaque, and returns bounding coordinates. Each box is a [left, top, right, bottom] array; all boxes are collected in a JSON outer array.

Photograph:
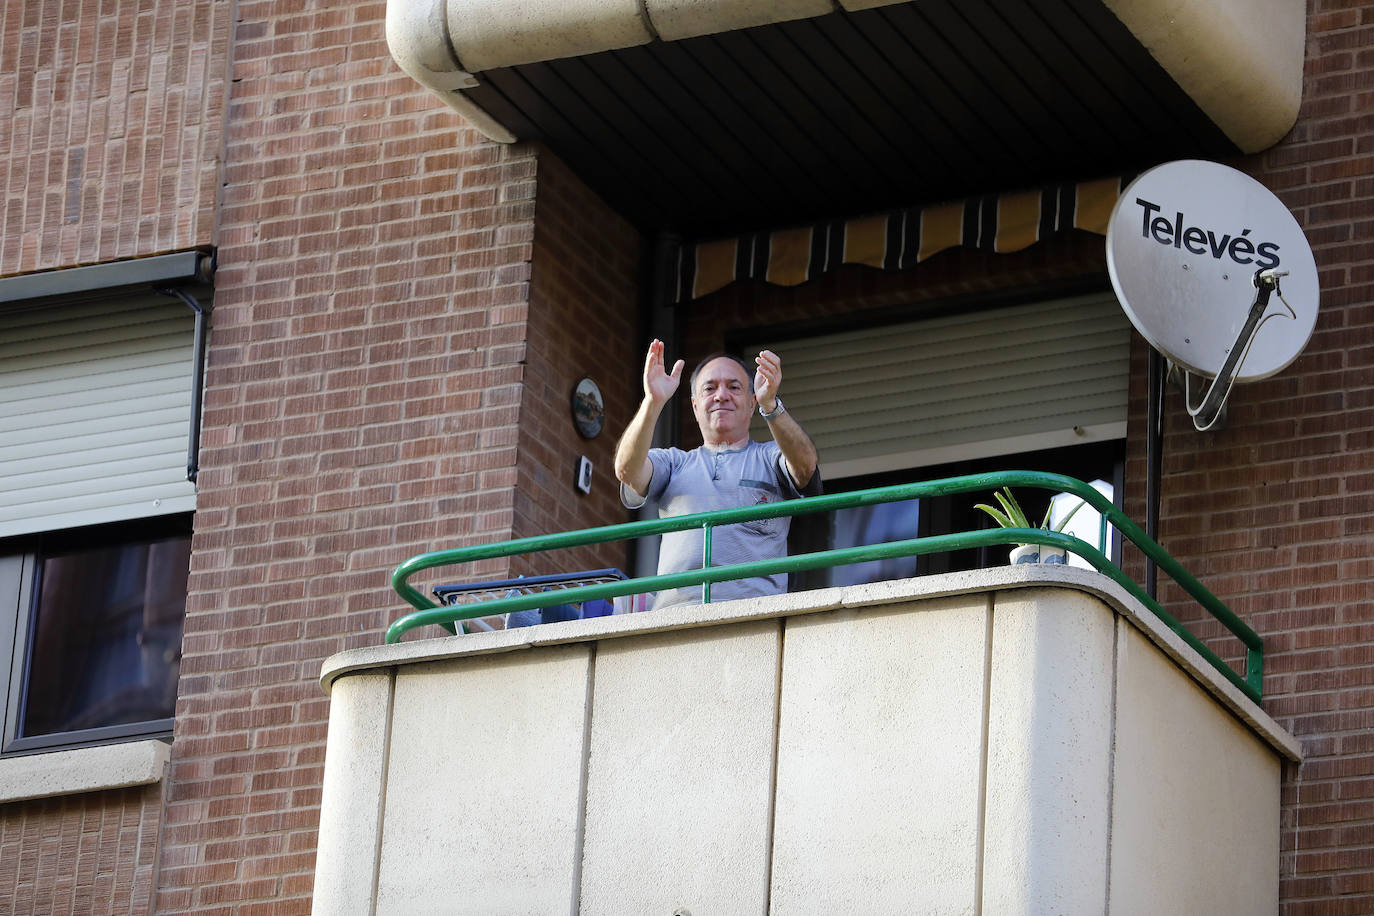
[[572, 377, 604, 439]]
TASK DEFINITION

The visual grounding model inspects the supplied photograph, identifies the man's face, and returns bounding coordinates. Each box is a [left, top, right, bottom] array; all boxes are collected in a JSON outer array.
[[691, 356, 756, 445]]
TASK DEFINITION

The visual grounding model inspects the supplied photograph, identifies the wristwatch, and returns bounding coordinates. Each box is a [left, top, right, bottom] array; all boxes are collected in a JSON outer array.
[[758, 397, 786, 421]]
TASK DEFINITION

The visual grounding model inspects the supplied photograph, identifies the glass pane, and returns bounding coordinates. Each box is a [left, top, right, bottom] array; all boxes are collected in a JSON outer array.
[[19, 534, 190, 738], [1049, 479, 1116, 568], [819, 498, 921, 588]]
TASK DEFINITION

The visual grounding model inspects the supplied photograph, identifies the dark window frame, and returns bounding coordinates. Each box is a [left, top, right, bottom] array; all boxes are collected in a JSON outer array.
[[1, 513, 192, 757]]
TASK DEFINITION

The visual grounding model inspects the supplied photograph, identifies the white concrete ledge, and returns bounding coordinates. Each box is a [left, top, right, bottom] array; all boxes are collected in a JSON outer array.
[[387, 0, 1304, 152], [385, 0, 517, 142], [446, 0, 654, 73], [0, 739, 170, 803], [329, 565, 1301, 763], [644, 0, 835, 43], [1104, 0, 1304, 152]]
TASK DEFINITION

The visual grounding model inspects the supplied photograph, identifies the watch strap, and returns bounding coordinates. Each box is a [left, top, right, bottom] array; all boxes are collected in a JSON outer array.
[[758, 397, 786, 421]]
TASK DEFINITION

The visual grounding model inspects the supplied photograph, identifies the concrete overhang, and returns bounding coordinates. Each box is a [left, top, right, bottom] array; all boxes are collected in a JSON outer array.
[[388, 0, 1306, 235]]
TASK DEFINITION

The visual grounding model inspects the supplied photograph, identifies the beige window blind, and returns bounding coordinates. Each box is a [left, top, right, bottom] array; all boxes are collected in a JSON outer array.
[[0, 293, 199, 537], [750, 292, 1131, 480]]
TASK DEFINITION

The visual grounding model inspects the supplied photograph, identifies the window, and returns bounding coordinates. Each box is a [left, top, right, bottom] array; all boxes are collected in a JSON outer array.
[[1, 515, 192, 755], [0, 254, 209, 761], [790, 442, 1124, 591], [735, 288, 1131, 592]]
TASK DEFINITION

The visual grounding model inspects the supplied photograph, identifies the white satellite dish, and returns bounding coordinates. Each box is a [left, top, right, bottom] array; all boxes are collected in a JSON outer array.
[[1106, 160, 1319, 429]]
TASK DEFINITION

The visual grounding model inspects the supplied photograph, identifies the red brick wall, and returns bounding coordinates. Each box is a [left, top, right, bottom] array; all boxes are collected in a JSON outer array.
[[162, 0, 547, 911], [513, 150, 643, 577], [0, 0, 227, 911], [1132, 4, 1374, 911], [0, 785, 163, 914], [0, 0, 226, 275]]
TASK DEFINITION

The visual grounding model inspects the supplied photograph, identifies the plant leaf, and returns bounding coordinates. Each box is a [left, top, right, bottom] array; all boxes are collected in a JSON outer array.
[[973, 502, 1014, 528], [994, 488, 1029, 528]]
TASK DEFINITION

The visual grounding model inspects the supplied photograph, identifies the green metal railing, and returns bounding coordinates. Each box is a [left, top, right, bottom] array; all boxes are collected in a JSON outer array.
[[389, 471, 1264, 702]]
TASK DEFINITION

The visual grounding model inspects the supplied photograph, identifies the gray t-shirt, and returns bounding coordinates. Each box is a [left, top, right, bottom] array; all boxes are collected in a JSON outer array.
[[621, 440, 820, 610]]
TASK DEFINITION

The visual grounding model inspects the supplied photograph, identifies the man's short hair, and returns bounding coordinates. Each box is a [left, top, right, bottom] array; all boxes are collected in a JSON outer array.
[[690, 352, 755, 394]]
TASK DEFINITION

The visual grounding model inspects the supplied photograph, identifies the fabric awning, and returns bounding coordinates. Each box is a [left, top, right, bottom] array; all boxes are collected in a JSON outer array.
[[674, 176, 1125, 303]]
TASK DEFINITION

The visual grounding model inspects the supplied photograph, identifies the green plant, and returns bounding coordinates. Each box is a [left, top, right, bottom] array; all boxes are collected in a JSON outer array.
[[974, 486, 1086, 534]]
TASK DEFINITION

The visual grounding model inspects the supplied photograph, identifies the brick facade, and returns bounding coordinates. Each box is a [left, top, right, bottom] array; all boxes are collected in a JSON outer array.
[[1, 0, 1372, 913], [0, 0, 226, 273], [1159, 5, 1374, 908], [514, 149, 643, 575], [162, 0, 551, 909], [0, 0, 228, 911], [0, 785, 163, 914]]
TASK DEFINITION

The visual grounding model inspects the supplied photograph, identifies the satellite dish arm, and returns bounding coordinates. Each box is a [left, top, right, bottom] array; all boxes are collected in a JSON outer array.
[[1186, 269, 1293, 430]]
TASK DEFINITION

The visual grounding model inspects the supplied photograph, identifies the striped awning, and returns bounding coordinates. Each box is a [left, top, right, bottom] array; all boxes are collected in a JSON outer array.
[[674, 176, 1126, 303]]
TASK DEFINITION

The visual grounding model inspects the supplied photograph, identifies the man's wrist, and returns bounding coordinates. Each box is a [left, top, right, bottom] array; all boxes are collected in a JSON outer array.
[[758, 397, 785, 421]]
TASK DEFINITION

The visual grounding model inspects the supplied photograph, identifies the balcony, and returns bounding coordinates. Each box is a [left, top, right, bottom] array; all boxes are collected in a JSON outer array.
[[314, 564, 1298, 913]]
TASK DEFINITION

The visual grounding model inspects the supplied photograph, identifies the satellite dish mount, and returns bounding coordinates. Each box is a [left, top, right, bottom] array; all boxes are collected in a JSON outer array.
[[1182, 267, 1295, 430]]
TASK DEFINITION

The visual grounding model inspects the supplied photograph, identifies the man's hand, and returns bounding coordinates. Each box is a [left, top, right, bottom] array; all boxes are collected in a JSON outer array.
[[754, 349, 818, 489], [645, 339, 684, 406], [754, 349, 782, 413], [617, 340, 681, 499]]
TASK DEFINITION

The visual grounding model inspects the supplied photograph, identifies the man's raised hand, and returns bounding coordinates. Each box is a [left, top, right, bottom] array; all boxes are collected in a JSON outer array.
[[754, 349, 782, 412], [644, 339, 684, 405]]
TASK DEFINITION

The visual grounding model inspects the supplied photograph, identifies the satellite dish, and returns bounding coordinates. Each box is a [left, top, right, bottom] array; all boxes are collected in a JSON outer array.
[[1106, 160, 1319, 429]]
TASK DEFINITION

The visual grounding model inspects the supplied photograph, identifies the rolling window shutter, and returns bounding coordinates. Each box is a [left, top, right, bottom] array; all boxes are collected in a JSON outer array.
[[751, 293, 1131, 480], [0, 293, 199, 537]]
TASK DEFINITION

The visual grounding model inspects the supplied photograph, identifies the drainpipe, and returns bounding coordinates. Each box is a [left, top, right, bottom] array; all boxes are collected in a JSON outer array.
[[649, 230, 683, 445], [631, 231, 683, 581], [1145, 349, 1164, 600], [157, 253, 215, 483]]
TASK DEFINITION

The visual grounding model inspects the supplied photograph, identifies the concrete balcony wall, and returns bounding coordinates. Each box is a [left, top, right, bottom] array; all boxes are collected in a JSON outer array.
[[314, 566, 1300, 915]]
